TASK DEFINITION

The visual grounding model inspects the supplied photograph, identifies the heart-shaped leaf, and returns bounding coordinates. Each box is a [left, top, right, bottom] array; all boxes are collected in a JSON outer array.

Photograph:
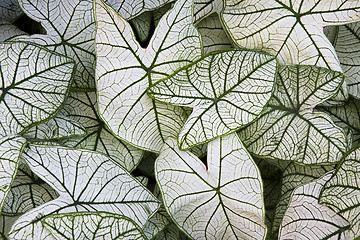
[[222, 0, 360, 72], [8, 145, 160, 239], [58, 91, 143, 172], [149, 49, 277, 150], [320, 146, 360, 239], [279, 173, 350, 239], [239, 65, 347, 165], [95, 0, 202, 152], [0, 42, 74, 136], [155, 133, 266, 239], [42, 212, 147, 240], [0, 135, 26, 213], [15, 0, 95, 88]]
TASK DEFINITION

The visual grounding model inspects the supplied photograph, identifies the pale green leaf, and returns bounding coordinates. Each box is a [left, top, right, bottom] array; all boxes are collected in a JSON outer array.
[[15, 0, 95, 88], [95, 0, 202, 152], [130, 11, 153, 44], [23, 115, 86, 141], [58, 91, 143, 172], [279, 173, 350, 239], [325, 23, 360, 99], [0, 0, 22, 22], [42, 212, 147, 240], [194, 0, 223, 23], [0, 135, 26, 213], [239, 65, 347, 165], [149, 49, 277, 150], [0, 161, 58, 238], [8, 145, 160, 239], [0, 42, 74, 136], [155, 133, 266, 239], [197, 13, 233, 55], [222, 0, 360, 72], [320, 146, 360, 239], [272, 163, 333, 237], [0, 19, 26, 42], [105, 0, 173, 20]]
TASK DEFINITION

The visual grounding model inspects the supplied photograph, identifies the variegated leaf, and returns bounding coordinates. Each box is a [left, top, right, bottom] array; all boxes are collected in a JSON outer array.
[[155, 133, 266, 239], [149, 49, 277, 150], [0, 0, 22, 22], [8, 145, 160, 240], [0, 19, 26, 42], [194, 0, 223, 23], [95, 0, 202, 152], [239, 65, 347, 164], [0, 42, 74, 136]]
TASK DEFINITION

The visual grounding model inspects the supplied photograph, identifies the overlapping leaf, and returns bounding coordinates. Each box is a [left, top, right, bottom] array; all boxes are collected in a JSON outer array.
[[155, 133, 266, 239], [130, 11, 153, 44], [0, 161, 58, 238], [279, 173, 350, 239], [95, 0, 202, 152], [222, 0, 360, 73], [42, 212, 147, 240], [15, 0, 95, 88], [197, 13, 232, 55], [149, 50, 277, 150], [194, 0, 222, 23], [239, 65, 347, 165], [8, 145, 160, 239], [0, 19, 26, 42], [58, 91, 143, 172], [0, 42, 74, 136], [0, 135, 26, 213], [0, 0, 22, 22], [320, 146, 360, 239]]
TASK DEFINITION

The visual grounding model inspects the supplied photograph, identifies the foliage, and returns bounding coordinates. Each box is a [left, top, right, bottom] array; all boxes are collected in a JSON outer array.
[[0, 0, 359, 239]]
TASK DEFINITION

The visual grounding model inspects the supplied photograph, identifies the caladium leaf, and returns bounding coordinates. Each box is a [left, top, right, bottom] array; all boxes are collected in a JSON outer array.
[[0, 19, 26, 42], [222, 0, 360, 73], [95, 0, 202, 152], [58, 91, 143, 172], [23, 116, 86, 141], [272, 163, 334, 237], [325, 23, 360, 99], [149, 49, 277, 150], [279, 173, 350, 239], [197, 13, 232, 55], [15, 0, 95, 88], [153, 2, 172, 27], [155, 133, 266, 239], [8, 145, 160, 239], [0, 0, 22, 22], [239, 65, 347, 165], [0, 161, 58, 238], [105, 0, 173, 20], [320, 96, 360, 147], [130, 11, 153, 44], [42, 212, 147, 240], [320, 146, 360, 239], [0, 135, 26, 213], [0, 42, 74, 136], [194, 0, 223, 23]]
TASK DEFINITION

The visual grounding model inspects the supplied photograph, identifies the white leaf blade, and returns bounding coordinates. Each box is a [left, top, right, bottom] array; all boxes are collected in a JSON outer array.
[[155, 133, 266, 239]]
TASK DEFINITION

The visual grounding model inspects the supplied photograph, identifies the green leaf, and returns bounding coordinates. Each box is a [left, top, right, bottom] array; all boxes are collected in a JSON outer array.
[[239, 65, 347, 165], [194, 0, 223, 23], [149, 49, 277, 150], [8, 145, 160, 239], [0, 42, 74, 136], [0, 135, 26, 213], [0, 0, 22, 22], [23, 116, 86, 141], [42, 212, 147, 240], [197, 13, 233, 55], [130, 11, 153, 44], [155, 133, 266, 239], [0, 19, 26, 42], [58, 91, 144, 172], [15, 0, 96, 88], [105, 0, 172, 20], [325, 23, 360, 99], [95, 0, 202, 152], [0, 161, 58, 238], [222, 0, 360, 72], [279, 173, 350, 239], [320, 146, 360, 239]]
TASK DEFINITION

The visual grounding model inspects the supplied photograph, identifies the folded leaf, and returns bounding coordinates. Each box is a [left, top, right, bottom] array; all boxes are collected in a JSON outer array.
[[95, 0, 202, 152], [149, 49, 277, 150], [155, 133, 266, 239]]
